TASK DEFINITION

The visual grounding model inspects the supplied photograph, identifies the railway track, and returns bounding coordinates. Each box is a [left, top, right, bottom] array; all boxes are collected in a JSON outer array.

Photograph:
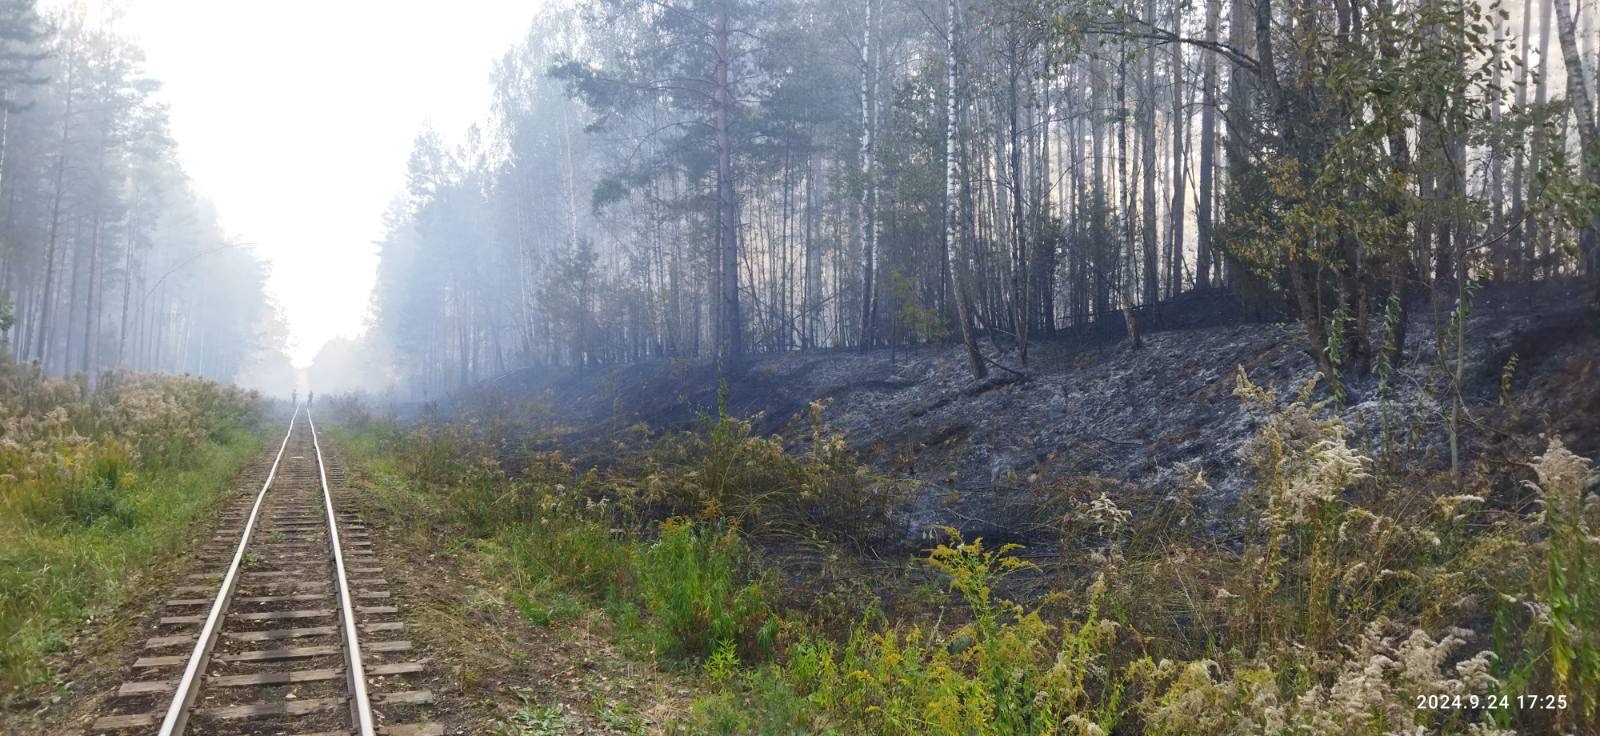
[[91, 407, 440, 736]]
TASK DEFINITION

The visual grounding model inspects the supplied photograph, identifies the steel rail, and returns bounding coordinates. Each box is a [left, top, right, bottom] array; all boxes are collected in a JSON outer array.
[[156, 405, 300, 736], [307, 408, 377, 736]]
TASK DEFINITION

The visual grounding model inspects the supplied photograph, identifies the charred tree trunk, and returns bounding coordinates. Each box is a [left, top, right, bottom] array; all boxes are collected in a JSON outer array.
[[803, 150, 822, 350], [1222, 0, 1256, 289]]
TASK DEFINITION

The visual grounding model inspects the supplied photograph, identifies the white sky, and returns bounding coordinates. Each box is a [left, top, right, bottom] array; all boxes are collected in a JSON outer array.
[[50, 0, 543, 366]]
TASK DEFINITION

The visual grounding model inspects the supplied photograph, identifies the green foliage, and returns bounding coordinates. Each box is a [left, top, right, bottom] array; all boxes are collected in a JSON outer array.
[[497, 702, 579, 736], [0, 292, 14, 335], [0, 364, 263, 693], [722, 531, 1121, 736], [888, 268, 949, 344], [332, 413, 638, 610], [704, 638, 741, 684], [511, 589, 586, 627], [634, 518, 774, 665], [1212, 0, 1524, 383], [1498, 353, 1519, 407], [331, 403, 780, 671], [688, 668, 815, 736], [1324, 304, 1349, 406], [675, 370, 1582, 734], [619, 399, 890, 543]]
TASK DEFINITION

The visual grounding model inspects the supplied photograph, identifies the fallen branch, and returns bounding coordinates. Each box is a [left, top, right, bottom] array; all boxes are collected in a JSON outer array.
[[1083, 433, 1143, 447], [979, 352, 1030, 381]]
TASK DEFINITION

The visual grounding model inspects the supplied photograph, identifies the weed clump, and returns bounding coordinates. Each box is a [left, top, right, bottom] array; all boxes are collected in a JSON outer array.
[[620, 397, 892, 544], [699, 531, 1121, 735], [634, 518, 774, 665]]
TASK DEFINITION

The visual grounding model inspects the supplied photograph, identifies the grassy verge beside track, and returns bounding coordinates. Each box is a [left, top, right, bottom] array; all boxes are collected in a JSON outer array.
[[0, 365, 265, 696]]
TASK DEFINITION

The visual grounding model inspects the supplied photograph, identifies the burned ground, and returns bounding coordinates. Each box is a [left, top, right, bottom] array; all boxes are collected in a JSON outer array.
[[449, 282, 1598, 550]]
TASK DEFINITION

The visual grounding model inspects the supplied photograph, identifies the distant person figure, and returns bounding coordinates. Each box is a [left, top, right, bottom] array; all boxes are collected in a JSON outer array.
[[292, 390, 298, 407], [308, 391, 314, 408]]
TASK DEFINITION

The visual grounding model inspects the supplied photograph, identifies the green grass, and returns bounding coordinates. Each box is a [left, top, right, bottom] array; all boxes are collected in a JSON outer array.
[[510, 586, 587, 627], [328, 417, 775, 671], [0, 420, 262, 693], [326, 387, 1600, 735]]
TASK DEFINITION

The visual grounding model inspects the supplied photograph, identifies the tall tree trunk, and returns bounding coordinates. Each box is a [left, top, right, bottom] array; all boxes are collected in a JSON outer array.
[[117, 208, 138, 367], [803, 149, 822, 350], [1140, 0, 1159, 307], [1530, 0, 1554, 277], [1119, 34, 1132, 310], [1508, 0, 1536, 280], [1069, 68, 1089, 327], [858, 0, 879, 352], [1553, 0, 1600, 287], [83, 127, 110, 382], [1168, 0, 1188, 298], [83, 210, 101, 380], [1377, 0, 1413, 368], [1196, 0, 1220, 289], [150, 287, 165, 372], [1091, 53, 1110, 318], [36, 38, 76, 375], [1033, 64, 1055, 338], [947, 0, 985, 378], [1489, 19, 1507, 280], [1257, 0, 1330, 376], [1118, 29, 1141, 348], [1008, 30, 1030, 363], [34, 153, 66, 371], [1222, 0, 1255, 289], [713, 4, 741, 368], [65, 219, 83, 373]]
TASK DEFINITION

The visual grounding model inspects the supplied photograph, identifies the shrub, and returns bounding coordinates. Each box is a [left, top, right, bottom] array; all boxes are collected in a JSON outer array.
[[620, 398, 891, 543], [774, 531, 1123, 736], [634, 518, 774, 665]]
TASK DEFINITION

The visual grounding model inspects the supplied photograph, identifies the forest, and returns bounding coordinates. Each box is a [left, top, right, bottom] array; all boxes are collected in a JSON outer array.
[[326, 0, 1600, 398], [0, 1, 281, 389], [0, 0, 1596, 733]]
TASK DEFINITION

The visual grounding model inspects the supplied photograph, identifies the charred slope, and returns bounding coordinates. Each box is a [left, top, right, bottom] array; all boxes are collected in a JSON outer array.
[[461, 283, 1598, 543]]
